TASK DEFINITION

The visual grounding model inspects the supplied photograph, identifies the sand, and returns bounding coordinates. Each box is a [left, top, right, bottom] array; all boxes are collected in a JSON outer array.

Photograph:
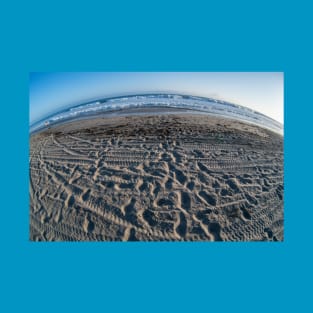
[[29, 113, 283, 241]]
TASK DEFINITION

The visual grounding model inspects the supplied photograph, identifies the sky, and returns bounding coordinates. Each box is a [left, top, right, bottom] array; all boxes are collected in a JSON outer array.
[[29, 72, 284, 124]]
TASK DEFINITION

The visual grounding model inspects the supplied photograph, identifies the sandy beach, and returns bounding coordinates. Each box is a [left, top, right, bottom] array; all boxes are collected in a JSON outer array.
[[29, 112, 283, 241]]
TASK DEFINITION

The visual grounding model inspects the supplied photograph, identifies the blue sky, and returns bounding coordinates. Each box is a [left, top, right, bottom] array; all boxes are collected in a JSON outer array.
[[29, 72, 284, 124]]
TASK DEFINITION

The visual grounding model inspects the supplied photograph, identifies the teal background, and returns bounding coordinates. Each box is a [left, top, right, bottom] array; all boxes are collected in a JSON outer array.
[[1, 1, 312, 312]]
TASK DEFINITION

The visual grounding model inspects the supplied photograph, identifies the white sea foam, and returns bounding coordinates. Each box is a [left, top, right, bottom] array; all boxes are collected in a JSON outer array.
[[30, 94, 283, 135]]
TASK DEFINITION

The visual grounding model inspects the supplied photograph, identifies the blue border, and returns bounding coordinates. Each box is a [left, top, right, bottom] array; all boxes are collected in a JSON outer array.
[[1, 1, 312, 312]]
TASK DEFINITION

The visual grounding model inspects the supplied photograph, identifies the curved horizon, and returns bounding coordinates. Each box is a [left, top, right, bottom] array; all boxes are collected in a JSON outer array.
[[30, 91, 282, 125], [30, 93, 283, 136], [29, 72, 284, 125]]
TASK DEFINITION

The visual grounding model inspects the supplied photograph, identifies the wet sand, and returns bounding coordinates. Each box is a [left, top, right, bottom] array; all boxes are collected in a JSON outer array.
[[29, 113, 283, 241]]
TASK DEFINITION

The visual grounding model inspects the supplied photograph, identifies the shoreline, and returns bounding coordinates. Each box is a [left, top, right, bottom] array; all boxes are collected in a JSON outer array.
[[30, 107, 284, 137]]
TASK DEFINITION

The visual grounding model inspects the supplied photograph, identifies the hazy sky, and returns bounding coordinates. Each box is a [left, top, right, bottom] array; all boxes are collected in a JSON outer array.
[[29, 72, 284, 124]]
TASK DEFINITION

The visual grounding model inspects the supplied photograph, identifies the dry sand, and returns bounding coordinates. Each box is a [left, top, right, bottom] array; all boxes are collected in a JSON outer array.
[[29, 113, 283, 241]]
